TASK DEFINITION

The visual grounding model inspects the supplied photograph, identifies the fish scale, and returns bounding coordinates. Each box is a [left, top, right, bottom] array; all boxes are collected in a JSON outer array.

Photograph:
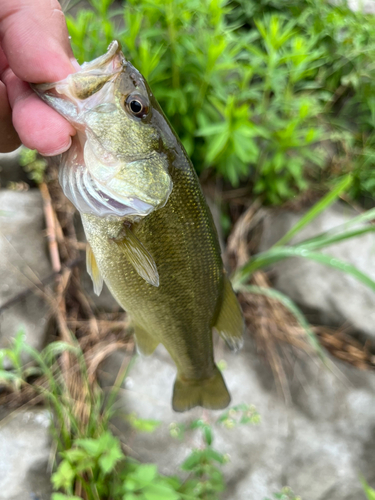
[[82, 158, 221, 379]]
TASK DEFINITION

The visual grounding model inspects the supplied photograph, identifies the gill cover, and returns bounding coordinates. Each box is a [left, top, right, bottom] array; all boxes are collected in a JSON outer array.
[[33, 41, 172, 219]]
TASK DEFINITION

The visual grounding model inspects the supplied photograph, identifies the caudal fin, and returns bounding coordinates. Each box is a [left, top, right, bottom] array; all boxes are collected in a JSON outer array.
[[172, 367, 231, 412]]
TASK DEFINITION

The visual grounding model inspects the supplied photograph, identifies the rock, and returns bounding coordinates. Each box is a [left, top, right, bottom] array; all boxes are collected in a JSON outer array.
[[348, 0, 375, 14], [259, 202, 375, 342], [0, 190, 51, 358], [0, 408, 52, 500], [103, 336, 374, 500]]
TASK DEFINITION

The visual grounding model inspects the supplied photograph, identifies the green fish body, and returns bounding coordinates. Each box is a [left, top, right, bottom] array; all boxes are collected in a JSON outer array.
[[34, 41, 243, 412]]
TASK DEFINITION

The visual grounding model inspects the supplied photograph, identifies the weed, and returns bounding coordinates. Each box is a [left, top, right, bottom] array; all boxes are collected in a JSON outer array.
[[0, 333, 259, 500]]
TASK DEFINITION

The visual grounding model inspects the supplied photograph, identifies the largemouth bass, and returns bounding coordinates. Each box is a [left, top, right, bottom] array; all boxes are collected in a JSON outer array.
[[33, 41, 244, 412]]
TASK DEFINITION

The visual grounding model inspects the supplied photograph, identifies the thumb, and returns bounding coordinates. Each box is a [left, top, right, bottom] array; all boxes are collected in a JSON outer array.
[[0, 0, 77, 83]]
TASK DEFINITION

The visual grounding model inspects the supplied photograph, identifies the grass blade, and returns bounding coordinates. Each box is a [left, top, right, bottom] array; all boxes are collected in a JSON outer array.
[[295, 226, 375, 251], [273, 175, 352, 247], [360, 476, 375, 500], [233, 246, 375, 292]]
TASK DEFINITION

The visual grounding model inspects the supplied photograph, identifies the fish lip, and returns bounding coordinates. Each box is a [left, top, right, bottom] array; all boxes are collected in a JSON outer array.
[[81, 40, 126, 71], [31, 40, 126, 95]]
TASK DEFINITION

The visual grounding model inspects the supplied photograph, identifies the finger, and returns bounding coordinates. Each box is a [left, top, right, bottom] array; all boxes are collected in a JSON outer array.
[[3, 68, 75, 156], [0, 81, 21, 152], [0, 0, 77, 83]]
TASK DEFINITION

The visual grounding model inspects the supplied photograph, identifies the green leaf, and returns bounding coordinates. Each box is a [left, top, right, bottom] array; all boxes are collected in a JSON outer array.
[[143, 483, 180, 500], [274, 175, 352, 247], [52, 495, 83, 500], [133, 464, 158, 486], [98, 444, 124, 474], [51, 460, 75, 490], [127, 413, 161, 433], [74, 437, 101, 456], [204, 448, 226, 464], [196, 122, 227, 137], [181, 450, 204, 471], [62, 448, 88, 463], [203, 425, 213, 446], [205, 129, 230, 164], [361, 477, 375, 500], [122, 494, 139, 500], [234, 246, 375, 293]]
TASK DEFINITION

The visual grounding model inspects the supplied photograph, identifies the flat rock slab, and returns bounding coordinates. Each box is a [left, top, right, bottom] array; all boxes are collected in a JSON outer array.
[[260, 202, 375, 342], [349, 0, 375, 13], [0, 190, 51, 356], [0, 408, 52, 500], [106, 337, 375, 500]]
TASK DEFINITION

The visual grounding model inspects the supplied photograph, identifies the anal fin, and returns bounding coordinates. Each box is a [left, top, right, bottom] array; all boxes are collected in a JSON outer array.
[[86, 243, 104, 296], [213, 275, 244, 351], [134, 324, 159, 356], [115, 226, 159, 287], [172, 366, 231, 412]]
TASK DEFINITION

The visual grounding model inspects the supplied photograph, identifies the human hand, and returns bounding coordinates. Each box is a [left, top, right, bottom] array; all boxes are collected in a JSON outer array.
[[0, 0, 78, 154]]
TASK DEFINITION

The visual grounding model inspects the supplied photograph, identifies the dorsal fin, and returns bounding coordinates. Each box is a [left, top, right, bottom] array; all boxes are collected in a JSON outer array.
[[115, 226, 159, 287], [86, 243, 104, 296]]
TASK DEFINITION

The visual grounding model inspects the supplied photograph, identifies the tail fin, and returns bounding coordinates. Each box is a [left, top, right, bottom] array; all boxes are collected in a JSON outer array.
[[172, 367, 231, 412]]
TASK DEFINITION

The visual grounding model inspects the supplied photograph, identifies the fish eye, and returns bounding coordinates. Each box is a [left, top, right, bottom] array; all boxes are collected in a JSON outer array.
[[125, 94, 149, 118]]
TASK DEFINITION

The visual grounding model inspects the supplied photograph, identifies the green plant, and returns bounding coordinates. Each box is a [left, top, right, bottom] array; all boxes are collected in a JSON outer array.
[[19, 147, 48, 184], [231, 174, 375, 358], [361, 477, 375, 500], [0, 329, 41, 391], [0, 332, 259, 500], [64, 0, 329, 204], [264, 486, 301, 500], [61, 0, 375, 205], [169, 404, 260, 499]]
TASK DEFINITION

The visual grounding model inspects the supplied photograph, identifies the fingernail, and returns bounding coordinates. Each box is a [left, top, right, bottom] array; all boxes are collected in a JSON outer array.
[[41, 136, 72, 156]]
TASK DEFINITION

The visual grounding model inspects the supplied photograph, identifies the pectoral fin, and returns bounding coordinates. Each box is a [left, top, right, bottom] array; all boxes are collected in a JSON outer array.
[[134, 324, 159, 356], [86, 243, 104, 296], [213, 276, 244, 351], [115, 227, 159, 287]]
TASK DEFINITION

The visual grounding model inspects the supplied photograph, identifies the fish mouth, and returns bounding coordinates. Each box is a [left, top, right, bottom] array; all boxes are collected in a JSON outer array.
[[31, 41, 126, 125], [32, 41, 172, 220]]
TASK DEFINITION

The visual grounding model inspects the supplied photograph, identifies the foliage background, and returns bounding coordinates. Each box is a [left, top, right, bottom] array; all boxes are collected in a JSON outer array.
[[67, 0, 375, 205]]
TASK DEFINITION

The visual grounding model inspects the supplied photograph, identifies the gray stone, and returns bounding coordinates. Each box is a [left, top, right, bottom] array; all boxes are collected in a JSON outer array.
[[0, 408, 52, 500], [105, 336, 374, 500], [259, 202, 375, 341], [348, 0, 375, 13], [0, 190, 51, 356]]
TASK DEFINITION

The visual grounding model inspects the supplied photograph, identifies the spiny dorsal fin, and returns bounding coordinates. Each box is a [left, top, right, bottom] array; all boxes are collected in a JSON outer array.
[[86, 243, 104, 296], [213, 275, 244, 351], [115, 226, 159, 287]]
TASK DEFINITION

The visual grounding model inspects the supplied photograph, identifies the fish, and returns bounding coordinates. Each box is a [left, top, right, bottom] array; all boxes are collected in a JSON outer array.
[[33, 41, 244, 412]]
